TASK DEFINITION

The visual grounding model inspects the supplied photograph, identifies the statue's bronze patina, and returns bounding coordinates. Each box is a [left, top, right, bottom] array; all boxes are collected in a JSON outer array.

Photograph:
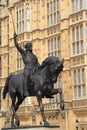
[[3, 33, 64, 127]]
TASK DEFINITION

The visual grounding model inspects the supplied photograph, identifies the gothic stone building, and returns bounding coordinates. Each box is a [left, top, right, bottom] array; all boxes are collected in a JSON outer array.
[[0, 0, 87, 130]]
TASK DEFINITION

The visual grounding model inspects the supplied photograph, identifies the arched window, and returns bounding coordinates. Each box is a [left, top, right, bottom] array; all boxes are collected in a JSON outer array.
[[26, 4, 30, 31], [51, 39, 53, 51], [81, 41, 84, 53], [80, 0, 82, 10], [80, 25, 83, 39], [78, 86, 81, 98], [82, 85, 86, 98], [47, 16, 49, 26], [49, 15, 51, 26], [77, 42, 79, 54], [58, 36, 60, 49], [17, 45, 24, 69], [54, 0, 56, 10], [16, 6, 24, 33], [85, 0, 87, 8], [54, 37, 56, 50], [48, 39, 50, 52], [73, 43, 75, 55], [78, 69, 80, 83], [0, 57, 2, 77], [74, 86, 77, 99], [72, 27, 75, 41], [82, 68, 85, 83], [0, 23, 1, 45], [86, 24, 87, 38], [22, 9, 24, 19], [51, 14, 52, 25], [76, 0, 78, 11], [57, 0, 59, 9], [54, 13, 56, 24], [0, 89, 1, 110], [76, 26, 79, 40], [21, 21, 24, 32], [26, 7, 30, 19], [72, 0, 74, 13], [50, 1, 52, 12], [47, 3, 49, 13], [57, 12, 60, 23], [74, 70, 76, 84]]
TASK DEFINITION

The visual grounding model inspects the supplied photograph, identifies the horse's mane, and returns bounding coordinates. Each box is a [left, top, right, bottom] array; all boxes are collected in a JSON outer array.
[[41, 56, 58, 68]]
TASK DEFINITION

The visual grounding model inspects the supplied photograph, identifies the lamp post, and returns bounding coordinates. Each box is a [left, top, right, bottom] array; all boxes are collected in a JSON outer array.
[[76, 119, 79, 130]]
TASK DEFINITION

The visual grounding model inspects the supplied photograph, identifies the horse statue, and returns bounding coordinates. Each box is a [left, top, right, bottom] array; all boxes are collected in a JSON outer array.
[[3, 56, 64, 127]]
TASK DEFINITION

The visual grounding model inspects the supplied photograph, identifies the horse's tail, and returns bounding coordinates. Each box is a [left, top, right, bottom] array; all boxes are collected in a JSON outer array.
[[3, 73, 14, 99]]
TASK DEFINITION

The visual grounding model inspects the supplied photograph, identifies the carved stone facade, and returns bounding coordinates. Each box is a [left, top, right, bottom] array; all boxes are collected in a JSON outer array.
[[0, 0, 87, 130]]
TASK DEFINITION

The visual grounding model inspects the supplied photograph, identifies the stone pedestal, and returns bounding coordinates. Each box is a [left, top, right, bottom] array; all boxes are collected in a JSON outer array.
[[2, 126, 62, 130]]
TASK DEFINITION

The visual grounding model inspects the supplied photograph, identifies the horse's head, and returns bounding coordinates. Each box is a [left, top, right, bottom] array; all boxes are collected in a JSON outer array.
[[48, 56, 64, 83], [40, 56, 64, 83]]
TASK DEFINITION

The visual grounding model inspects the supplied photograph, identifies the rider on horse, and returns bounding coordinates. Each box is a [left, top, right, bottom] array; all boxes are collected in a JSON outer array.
[[14, 33, 40, 96]]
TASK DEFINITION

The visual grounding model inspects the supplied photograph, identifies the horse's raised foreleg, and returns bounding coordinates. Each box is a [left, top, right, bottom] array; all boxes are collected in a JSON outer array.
[[37, 91, 49, 126], [50, 88, 64, 110], [58, 88, 64, 110], [50, 88, 59, 95]]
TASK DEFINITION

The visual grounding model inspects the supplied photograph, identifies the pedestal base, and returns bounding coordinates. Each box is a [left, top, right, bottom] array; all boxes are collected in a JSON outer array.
[[2, 126, 62, 130]]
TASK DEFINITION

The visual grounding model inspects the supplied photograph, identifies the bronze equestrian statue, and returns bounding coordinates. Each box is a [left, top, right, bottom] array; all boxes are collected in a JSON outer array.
[[3, 34, 64, 127]]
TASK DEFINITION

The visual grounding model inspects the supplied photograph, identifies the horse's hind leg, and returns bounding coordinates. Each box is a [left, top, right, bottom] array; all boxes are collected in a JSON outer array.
[[14, 96, 25, 111], [11, 96, 16, 127], [11, 113, 14, 127], [37, 91, 49, 126], [11, 99, 20, 127], [10, 92, 19, 127], [14, 96, 25, 126]]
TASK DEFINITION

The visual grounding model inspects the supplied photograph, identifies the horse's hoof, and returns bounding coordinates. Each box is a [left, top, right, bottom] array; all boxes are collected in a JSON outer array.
[[60, 104, 64, 110], [11, 124, 15, 128], [44, 121, 49, 126], [15, 120, 20, 127], [58, 88, 62, 93]]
